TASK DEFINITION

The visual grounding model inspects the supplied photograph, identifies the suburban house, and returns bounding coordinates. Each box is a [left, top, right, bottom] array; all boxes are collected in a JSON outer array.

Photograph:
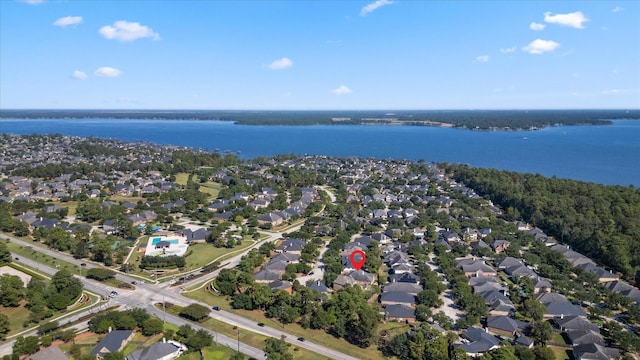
[[384, 304, 416, 324], [91, 330, 135, 359], [454, 327, 501, 357], [29, 346, 69, 360], [125, 340, 187, 360]]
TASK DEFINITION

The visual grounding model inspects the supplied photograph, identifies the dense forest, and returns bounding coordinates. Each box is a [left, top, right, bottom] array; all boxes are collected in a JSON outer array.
[[2, 109, 638, 129], [445, 164, 640, 284]]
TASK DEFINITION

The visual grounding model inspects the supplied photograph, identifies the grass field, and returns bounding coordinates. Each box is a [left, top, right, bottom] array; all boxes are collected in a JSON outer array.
[[175, 173, 190, 186], [7, 242, 81, 276], [184, 241, 253, 269], [176, 345, 242, 360], [199, 181, 222, 198], [184, 288, 385, 360], [0, 302, 33, 336]]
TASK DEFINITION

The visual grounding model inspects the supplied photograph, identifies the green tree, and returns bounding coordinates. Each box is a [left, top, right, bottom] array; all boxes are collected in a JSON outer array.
[[264, 337, 293, 360], [523, 299, 546, 322], [179, 303, 210, 322], [0, 314, 10, 340], [141, 318, 164, 336], [531, 321, 553, 346], [0, 275, 24, 307], [0, 242, 12, 265]]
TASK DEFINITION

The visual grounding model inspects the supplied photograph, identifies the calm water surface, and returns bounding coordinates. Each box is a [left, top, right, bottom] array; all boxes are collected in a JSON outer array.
[[1, 119, 639, 186]]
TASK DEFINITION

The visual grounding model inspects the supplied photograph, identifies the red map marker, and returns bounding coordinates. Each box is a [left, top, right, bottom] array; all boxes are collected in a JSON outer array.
[[349, 250, 366, 271]]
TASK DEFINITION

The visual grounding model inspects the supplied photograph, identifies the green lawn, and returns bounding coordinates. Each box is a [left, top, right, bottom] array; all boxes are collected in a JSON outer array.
[[7, 242, 81, 276], [199, 181, 222, 198], [176, 345, 241, 360], [0, 302, 33, 336], [548, 346, 572, 360], [185, 241, 254, 269], [175, 173, 190, 186], [184, 288, 385, 360]]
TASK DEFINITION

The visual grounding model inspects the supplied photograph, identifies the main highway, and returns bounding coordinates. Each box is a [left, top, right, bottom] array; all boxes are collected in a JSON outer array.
[[0, 228, 360, 360]]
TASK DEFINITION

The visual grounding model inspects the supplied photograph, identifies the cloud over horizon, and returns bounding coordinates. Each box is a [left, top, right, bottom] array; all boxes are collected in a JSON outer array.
[[72, 70, 87, 79], [267, 57, 293, 70], [522, 39, 560, 54], [54, 16, 83, 27], [331, 85, 352, 95], [476, 55, 489, 62], [99, 21, 160, 41], [95, 67, 122, 77], [544, 11, 589, 29], [360, 0, 394, 16], [17, 0, 44, 4]]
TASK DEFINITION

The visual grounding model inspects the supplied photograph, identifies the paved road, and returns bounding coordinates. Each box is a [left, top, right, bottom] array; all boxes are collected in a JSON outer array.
[[2, 231, 360, 360]]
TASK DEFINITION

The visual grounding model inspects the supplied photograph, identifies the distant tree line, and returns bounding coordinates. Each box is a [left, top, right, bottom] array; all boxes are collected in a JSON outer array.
[[3, 109, 637, 129], [446, 164, 640, 284]]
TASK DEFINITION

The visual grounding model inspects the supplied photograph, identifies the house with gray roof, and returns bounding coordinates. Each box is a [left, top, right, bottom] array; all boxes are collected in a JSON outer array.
[[274, 238, 305, 254], [125, 340, 187, 360], [380, 292, 417, 307], [454, 327, 501, 357], [382, 282, 422, 295], [544, 302, 587, 319], [384, 304, 416, 323], [486, 316, 529, 336], [29, 346, 69, 360], [91, 330, 134, 359], [572, 343, 619, 360], [554, 315, 599, 333], [566, 329, 605, 346], [254, 269, 281, 283]]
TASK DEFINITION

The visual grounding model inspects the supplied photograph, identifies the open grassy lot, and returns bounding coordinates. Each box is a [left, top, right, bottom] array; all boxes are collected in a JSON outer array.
[[184, 288, 385, 360], [184, 241, 253, 270], [176, 345, 240, 360], [109, 195, 145, 203], [199, 181, 222, 198], [175, 173, 190, 186], [0, 302, 33, 336]]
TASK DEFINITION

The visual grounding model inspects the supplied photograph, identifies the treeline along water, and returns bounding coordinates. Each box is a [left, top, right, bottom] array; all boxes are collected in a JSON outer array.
[[1, 118, 638, 186]]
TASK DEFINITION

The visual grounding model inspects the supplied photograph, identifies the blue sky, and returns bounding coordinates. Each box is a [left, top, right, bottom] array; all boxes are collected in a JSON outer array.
[[1, 0, 638, 110]]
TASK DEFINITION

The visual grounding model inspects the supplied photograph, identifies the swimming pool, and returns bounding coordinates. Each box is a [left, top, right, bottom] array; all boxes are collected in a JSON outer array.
[[151, 237, 180, 245]]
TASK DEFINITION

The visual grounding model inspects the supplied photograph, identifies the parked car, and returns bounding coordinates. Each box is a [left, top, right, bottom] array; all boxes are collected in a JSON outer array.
[[297, 337, 305, 342], [257, 322, 265, 327], [212, 306, 220, 311]]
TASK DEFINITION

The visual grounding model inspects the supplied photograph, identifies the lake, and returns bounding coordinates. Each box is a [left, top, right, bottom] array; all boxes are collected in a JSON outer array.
[[1, 118, 639, 186]]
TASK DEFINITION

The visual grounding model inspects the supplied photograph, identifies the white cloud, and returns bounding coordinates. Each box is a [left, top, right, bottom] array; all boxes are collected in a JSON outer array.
[[94, 67, 122, 77], [53, 16, 83, 27], [530, 22, 545, 31], [612, 6, 624, 13], [72, 70, 87, 79], [267, 57, 293, 70], [522, 39, 560, 54], [360, 0, 394, 16], [500, 46, 517, 53], [331, 85, 352, 95], [99, 21, 160, 42], [544, 11, 589, 29], [476, 55, 489, 62], [17, 0, 44, 4]]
